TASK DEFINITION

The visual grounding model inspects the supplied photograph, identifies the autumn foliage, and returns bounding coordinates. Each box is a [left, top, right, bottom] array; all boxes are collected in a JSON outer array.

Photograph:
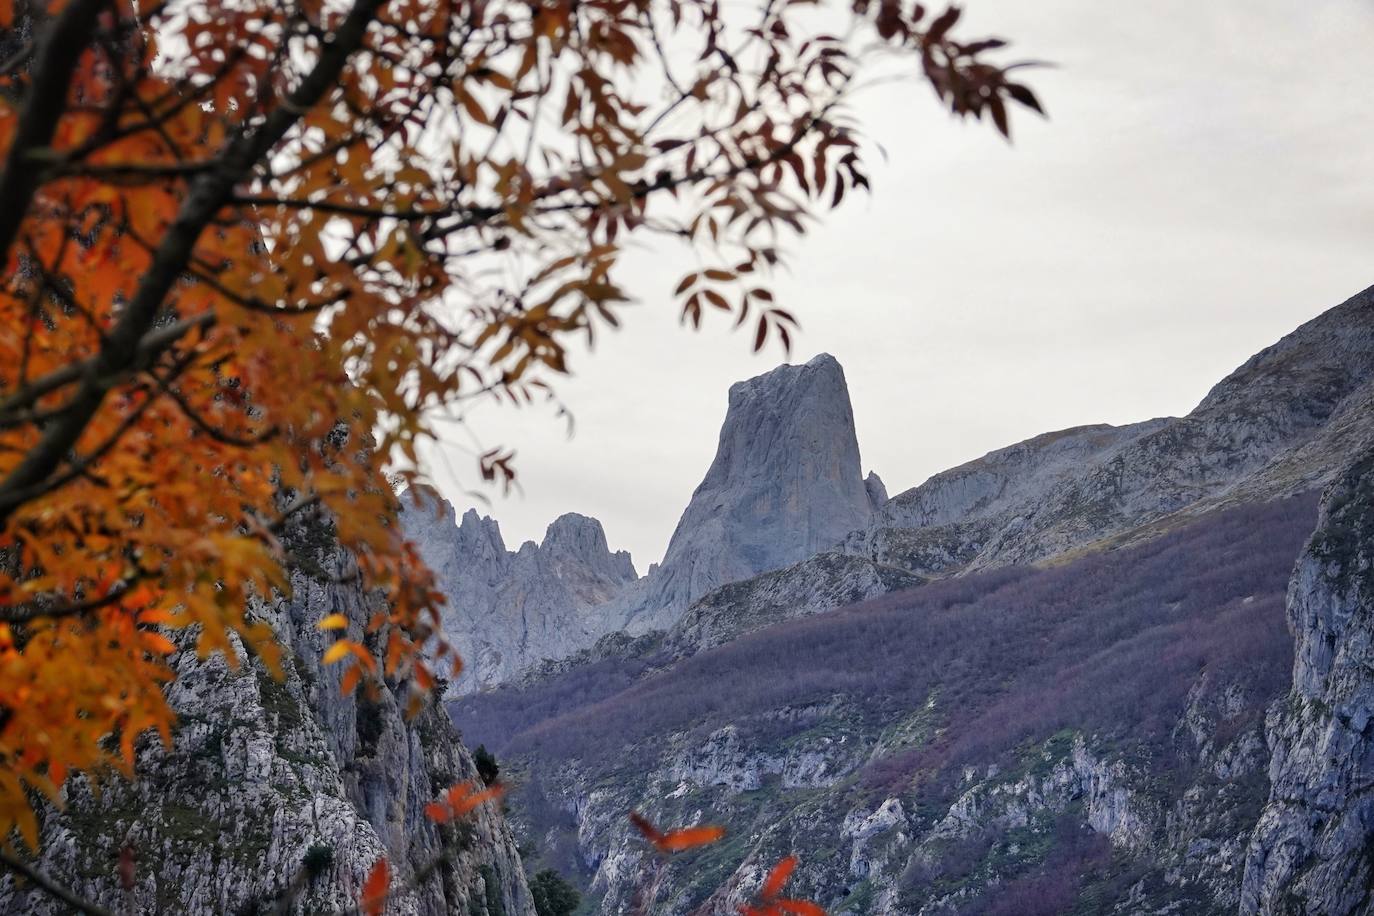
[[630, 809, 727, 854], [0, 0, 1037, 899], [741, 856, 824, 916]]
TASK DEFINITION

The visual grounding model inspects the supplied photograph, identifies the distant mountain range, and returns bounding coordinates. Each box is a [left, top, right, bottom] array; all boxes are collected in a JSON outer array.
[[403, 352, 888, 691], [414, 290, 1374, 694], [449, 284, 1374, 915]]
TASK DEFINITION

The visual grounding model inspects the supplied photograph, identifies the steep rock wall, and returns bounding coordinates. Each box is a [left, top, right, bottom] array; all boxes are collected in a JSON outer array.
[[1242, 454, 1374, 916], [0, 508, 536, 916]]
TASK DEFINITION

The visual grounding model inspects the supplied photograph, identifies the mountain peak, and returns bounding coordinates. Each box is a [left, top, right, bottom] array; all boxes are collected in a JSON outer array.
[[635, 353, 874, 623], [727, 351, 843, 401], [543, 512, 638, 581], [865, 470, 889, 510]]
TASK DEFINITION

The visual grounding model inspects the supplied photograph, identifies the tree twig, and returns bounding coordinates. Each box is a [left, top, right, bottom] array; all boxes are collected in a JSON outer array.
[[0, 848, 117, 916]]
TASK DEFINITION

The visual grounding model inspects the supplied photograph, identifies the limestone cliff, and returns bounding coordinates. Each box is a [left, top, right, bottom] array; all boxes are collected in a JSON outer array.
[[0, 504, 536, 916], [401, 493, 637, 691], [1241, 454, 1374, 916], [630, 353, 876, 628]]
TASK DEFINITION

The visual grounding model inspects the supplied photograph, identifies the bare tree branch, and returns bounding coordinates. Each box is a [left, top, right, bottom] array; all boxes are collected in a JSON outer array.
[[0, 0, 108, 259], [0, 848, 116, 916], [0, 313, 216, 426]]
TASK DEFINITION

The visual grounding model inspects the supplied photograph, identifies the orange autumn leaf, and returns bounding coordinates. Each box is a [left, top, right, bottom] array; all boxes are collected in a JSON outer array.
[[360, 858, 389, 916], [141, 632, 178, 656], [761, 856, 798, 900], [424, 779, 505, 824], [739, 855, 825, 916], [449, 782, 504, 816], [321, 640, 353, 665], [628, 810, 663, 844], [629, 811, 726, 854], [317, 613, 349, 631], [658, 825, 728, 852], [339, 664, 363, 697]]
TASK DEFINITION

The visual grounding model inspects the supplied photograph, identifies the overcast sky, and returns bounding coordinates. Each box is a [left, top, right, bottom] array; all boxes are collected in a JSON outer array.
[[419, 0, 1374, 569]]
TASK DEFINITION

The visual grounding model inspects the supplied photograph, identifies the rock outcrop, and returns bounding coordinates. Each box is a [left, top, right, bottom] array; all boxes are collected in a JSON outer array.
[[1241, 454, 1374, 916], [663, 550, 924, 656], [632, 353, 876, 628], [0, 503, 536, 916], [402, 493, 638, 691]]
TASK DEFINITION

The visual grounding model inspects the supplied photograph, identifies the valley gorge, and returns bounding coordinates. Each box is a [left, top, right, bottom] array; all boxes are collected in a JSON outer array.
[[4, 285, 1373, 915], [449, 285, 1374, 915]]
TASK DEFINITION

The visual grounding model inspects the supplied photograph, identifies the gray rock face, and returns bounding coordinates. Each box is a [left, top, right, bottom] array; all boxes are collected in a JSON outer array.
[[865, 471, 889, 512], [401, 492, 639, 691], [624, 353, 877, 631], [0, 505, 536, 916], [1241, 454, 1374, 916]]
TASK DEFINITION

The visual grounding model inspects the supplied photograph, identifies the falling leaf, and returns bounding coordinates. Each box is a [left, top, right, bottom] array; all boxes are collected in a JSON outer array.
[[361, 858, 390, 916]]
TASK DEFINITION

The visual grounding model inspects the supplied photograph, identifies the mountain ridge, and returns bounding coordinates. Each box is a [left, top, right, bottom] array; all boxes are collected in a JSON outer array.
[[449, 283, 1374, 915]]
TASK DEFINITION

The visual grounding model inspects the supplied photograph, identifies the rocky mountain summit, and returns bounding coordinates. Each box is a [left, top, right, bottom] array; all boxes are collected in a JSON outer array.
[[405, 352, 883, 690], [403, 493, 638, 691], [636, 353, 877, 622]]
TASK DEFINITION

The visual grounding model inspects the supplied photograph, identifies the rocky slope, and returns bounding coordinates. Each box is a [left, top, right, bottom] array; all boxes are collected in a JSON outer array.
[[1241, 454, 1374, 916], [844, 286, 1374, 580], [455, 496, 1316, 915], [0, 501, 536, 916]]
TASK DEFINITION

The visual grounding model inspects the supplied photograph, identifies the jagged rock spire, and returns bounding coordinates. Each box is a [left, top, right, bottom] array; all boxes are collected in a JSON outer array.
[[400, 494, 638, 691], [642, 353, 876, 617]]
